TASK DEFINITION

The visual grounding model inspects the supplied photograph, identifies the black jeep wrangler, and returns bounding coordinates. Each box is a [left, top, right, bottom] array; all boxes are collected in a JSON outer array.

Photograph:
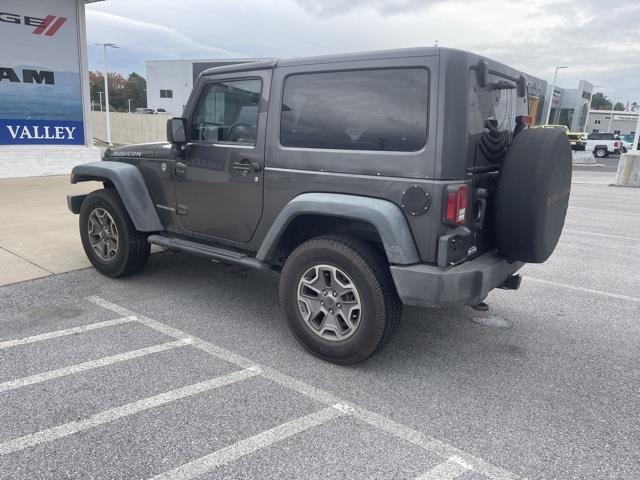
[[68, 48, 571, 364]]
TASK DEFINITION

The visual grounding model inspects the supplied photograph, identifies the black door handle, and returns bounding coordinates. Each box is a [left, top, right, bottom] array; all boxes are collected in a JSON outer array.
[[175, 162, 187, 175], [232, 159, 261, 175]]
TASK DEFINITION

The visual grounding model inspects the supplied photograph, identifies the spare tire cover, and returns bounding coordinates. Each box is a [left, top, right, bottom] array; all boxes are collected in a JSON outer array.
[[493, 128, 572, 263]]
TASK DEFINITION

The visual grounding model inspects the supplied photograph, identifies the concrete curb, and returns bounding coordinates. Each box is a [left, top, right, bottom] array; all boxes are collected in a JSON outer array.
[[572, 151, 596, 165], [614, 152, 640, 187]]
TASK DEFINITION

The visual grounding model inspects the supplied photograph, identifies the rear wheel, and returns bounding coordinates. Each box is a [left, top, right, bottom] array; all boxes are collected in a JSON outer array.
[[79, 188, 150, 277], [594, 147, 607, 158], [279, 236, 401, 364]]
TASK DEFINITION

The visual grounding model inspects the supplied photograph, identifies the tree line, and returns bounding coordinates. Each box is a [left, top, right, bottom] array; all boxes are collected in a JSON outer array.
[[89, 71, 147, 112], [590, 92, 638, 112]]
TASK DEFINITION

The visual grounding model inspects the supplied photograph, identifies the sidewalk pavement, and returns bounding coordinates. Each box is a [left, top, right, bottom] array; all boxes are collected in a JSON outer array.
[[0, 176, 101, 286]]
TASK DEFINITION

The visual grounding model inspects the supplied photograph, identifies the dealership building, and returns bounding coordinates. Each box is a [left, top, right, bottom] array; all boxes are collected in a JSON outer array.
[[541, 80, 594, 132], [585, 110, 638, 135], [0, 0, 102, 178]]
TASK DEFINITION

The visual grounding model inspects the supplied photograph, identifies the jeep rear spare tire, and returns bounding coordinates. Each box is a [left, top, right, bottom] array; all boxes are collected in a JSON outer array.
[[493, 128, 571, 263]]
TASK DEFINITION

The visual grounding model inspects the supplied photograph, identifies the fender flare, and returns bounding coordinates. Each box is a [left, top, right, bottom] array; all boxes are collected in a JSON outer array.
[[256, 193, 420, 265], [69, 161, 163, 232]]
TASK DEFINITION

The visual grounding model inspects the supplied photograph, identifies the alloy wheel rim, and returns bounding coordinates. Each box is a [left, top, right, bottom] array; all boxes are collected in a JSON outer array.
[[87, 208, 119, 262], [296, 264, 362, 341]]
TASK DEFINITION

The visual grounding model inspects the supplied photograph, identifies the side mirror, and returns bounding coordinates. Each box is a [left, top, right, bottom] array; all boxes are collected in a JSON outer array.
[[167, 117, 187, 144]]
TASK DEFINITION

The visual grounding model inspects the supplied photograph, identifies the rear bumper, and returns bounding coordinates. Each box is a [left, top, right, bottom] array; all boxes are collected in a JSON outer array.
[[390, 252, 524, 307]]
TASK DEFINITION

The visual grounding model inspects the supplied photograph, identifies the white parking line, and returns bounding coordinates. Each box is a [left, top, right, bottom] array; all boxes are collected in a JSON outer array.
[[150, 405, 346, 480], [561, 228, 639, 241], [88, 296, 255, 369], [350, 406, 514, 480], [526, 277, 640, 303], [569, 206, 640, 217], [0, 339, 191, 394], [415, 456, 472, 479], [0, 368, 258, 456], [0, 316, 136, 350], [88, 296, 520, 480]]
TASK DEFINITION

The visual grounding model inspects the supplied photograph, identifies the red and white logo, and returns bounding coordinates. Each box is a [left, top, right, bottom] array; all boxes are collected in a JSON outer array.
[[32, 15, 67, 36], [0, 12, 67, 37]]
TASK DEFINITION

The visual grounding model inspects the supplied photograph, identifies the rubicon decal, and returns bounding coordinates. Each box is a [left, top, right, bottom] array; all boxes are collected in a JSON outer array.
[[0, 12, 67, 36]]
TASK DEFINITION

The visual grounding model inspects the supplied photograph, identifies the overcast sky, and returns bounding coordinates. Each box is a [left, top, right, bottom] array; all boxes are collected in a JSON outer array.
[[86, 0, 639, 102]]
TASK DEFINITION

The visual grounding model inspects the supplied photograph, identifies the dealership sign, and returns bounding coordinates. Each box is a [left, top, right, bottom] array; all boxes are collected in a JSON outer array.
[[613, 114, 638, 121], [0, 0, 85, 145]]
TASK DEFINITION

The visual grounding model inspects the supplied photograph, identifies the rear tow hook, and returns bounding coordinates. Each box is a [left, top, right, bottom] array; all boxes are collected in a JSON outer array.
[[498, 274, 522, 291]]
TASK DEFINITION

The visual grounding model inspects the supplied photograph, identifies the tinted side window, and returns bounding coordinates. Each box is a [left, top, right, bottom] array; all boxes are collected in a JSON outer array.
[[280, 69, 428, 152], [192, 79, 261, 144]]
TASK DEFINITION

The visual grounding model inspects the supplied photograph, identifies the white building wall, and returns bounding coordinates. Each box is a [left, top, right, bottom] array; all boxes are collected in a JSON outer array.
[[145, 58, 263, 116], [586, 110, 638, 135], [145, 60, 194, 116]]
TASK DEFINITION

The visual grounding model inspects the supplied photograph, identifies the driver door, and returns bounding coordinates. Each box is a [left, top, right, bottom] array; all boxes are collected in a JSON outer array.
[[175, 71, 270, 243]]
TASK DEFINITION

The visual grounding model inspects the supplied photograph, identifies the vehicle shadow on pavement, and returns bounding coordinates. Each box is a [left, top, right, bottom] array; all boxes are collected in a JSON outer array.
[[110, 251, 525, 373]]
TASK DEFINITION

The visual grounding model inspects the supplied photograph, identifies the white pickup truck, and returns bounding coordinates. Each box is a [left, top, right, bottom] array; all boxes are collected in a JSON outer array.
[[586, 133, 621, 158]]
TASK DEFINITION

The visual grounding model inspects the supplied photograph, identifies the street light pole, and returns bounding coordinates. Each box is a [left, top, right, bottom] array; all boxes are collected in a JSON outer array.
[[96, 43, 119, 146], [583, 85, 603, 133], [607, 102, 616, 133], [545, 66, 568, 125], [128, 99, 132, 113], [98, 92, 103, 112]]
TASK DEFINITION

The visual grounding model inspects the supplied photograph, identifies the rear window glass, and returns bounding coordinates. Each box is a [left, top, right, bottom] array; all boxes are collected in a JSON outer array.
[[280, 68, 429, 152], [467, 70, 528, 167]]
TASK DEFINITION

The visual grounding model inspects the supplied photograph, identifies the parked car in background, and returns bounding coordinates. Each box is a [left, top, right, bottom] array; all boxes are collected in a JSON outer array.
[[134, 108, 168, 114], [586, 132, 621, 158], [567, 131, 587, 151], [619, 134, 637, 153]]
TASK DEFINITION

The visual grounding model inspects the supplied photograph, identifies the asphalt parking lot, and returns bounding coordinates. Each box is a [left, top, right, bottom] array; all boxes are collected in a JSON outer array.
[[1, 166, 639, 479]]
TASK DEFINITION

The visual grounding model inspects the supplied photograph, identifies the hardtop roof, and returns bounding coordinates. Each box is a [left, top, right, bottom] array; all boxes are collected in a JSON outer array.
[[199, 47, 543, 89]]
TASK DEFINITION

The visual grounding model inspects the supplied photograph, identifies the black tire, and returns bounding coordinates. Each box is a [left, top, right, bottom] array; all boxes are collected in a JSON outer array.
[[493, 128, 572, 263], [79, 188, 150, 277], [594, 147, 607, 158], [279, 236, 401, 365]]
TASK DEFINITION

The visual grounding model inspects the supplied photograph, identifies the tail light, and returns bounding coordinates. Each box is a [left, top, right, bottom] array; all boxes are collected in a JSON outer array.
[[516, 115, 533, 125], [444, 184, 469, 226]]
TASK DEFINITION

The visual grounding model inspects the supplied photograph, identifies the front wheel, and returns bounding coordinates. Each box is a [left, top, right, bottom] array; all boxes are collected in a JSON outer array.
[[594, 147, 607, 158], [279, 236, 401, 364], [79, 188, 150, 278]]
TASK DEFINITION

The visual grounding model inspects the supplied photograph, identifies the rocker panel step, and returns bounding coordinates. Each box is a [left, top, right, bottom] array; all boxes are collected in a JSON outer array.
[[147, 235, 269, 271]]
